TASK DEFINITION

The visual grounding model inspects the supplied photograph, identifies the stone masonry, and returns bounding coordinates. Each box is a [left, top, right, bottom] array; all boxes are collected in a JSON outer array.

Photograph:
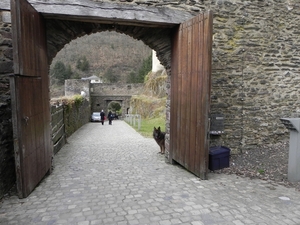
[[41, 0, 300, 155], [0, 11, 14, 199], [208, 0, 300, 152], [91, 83, 144, 115], [65, 79, 144, 116], [1, 0, 300, 197]]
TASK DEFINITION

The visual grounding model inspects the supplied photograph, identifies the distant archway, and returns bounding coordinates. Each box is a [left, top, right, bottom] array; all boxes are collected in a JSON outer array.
[[108, 101, 121, 112]]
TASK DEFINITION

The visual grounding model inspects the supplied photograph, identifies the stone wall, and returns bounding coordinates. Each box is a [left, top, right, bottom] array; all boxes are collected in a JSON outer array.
[[42, 0, 300, 155], [91, 83, 144, 96], [0, 11, 14, 199], [65, 80, 144, 116], [91, 83, 144, 116], [91, 95, 132, 116], [63, 98, 91, 138], [65, 79, 90, 98], [207, 0, 300, 152]]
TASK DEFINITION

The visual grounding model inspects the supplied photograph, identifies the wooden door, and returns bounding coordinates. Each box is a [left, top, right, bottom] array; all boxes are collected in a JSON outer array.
[[10, 0, 52, 198], [170, 11, 213, 180]]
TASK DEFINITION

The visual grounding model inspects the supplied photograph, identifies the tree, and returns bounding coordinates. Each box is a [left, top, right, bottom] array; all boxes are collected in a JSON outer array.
[[127, 71, 137, 83], [137, 54, 152, 82], [65, 64, 73, 80], [76, 56, 90, 72], [103, 67, 120, 83], [50, 61, 73, 85], [126, 55, 152, 83]]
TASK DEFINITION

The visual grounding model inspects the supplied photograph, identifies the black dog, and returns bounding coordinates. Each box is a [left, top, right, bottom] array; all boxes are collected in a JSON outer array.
[[153, 126, 165, 154]]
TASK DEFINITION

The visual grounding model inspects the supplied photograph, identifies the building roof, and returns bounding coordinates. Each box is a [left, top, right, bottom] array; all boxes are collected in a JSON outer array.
[[81, 75, 100, 80]]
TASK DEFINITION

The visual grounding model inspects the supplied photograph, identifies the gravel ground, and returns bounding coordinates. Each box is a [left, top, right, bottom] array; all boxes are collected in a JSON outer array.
[[216, 141, 300, 191]]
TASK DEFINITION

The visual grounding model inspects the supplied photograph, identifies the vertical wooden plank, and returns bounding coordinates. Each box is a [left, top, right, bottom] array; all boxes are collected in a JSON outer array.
[[176, 26, 182, 164], [188, 16, 198, 175], [179, 22, 188, 167], [40, 36, 52, 173], [170, 26, 179, 163], [197, 15, 207, 179], [10, 0, 52, 198], [184, 20, 192, 170], [194, 14, 204, 177], [202, 11, 213, 179]]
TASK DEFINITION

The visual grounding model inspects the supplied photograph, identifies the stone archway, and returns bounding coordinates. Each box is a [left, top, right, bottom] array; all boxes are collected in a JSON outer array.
[[46, 20, 173, 70], [43, 2, 195, 143], [39, 0, 195, 70], [107, 100, 122, 117], [10, 0, 212, 198], [42, 1, 196, 162]]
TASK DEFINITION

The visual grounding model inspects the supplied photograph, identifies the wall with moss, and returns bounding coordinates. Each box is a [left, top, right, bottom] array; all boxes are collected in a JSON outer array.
[[62, 97, 91, 138], [50, 97, 91, 155], [207, 1, 300, 152]]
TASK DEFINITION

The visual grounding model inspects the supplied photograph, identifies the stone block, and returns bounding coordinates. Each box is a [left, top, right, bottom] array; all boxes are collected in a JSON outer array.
[[1, 12, 11, 23], [0, 61, 13, 74]]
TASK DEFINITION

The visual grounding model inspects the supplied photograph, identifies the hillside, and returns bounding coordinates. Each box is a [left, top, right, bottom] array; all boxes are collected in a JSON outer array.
[[130, 69, 167, 119], [50, 31, 152, 97]]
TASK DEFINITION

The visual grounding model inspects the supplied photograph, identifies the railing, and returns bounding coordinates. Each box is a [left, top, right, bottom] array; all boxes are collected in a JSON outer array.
[[125, 114, 141, 131]]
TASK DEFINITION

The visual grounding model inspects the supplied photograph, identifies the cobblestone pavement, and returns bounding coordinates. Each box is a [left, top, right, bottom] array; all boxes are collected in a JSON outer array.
[[1, 120, 300, 225]]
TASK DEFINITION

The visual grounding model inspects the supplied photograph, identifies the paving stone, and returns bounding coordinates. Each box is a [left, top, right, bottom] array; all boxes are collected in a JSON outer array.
[[1, 120, 300, 225]]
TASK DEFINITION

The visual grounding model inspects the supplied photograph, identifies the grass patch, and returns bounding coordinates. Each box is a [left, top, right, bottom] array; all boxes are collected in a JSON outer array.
[[257, 169, 265, 175], [129, 117, 165, 138]]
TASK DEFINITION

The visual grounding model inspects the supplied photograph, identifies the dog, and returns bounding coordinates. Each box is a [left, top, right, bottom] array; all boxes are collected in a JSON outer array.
[[153, 126, 165, 154]]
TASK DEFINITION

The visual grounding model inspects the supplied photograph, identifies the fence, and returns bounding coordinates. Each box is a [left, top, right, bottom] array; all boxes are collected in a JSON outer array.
[[125, 114, 141, 131], [51, 98, 91, 155], [51, 105, 66, 154]]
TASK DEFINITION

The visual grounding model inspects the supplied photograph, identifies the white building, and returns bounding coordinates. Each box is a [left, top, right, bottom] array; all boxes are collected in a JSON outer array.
[[81, 75, 102, 83]]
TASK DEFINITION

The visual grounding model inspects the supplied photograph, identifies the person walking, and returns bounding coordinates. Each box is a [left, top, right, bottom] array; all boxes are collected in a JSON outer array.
[[108, 110, 113, 125], [100, 110, 105, 125]]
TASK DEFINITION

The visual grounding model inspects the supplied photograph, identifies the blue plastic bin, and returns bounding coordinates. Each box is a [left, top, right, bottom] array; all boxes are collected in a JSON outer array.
[[209, 146, 230, 171]]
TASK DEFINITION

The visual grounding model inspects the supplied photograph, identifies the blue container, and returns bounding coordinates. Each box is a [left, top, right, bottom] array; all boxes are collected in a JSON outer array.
[[209, 146, 230, 171]]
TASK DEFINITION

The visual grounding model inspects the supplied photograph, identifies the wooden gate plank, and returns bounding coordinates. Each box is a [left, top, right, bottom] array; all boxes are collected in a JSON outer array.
[[170, 11, 212, 179], [198, 14, 206, 178], [201, 13, 213, 178], [170, 27, 180, 162], [194, 14, 204, 176], [184, 20, 195, 171], [11, 0, 52, 198], [189, 17, 198, 175], [180, 22, 188, 167]]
